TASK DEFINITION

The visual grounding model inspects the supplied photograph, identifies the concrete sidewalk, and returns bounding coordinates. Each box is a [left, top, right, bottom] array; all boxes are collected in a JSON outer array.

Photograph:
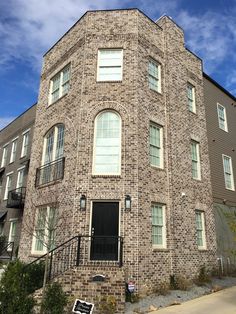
[[148, 286, 236, 314]]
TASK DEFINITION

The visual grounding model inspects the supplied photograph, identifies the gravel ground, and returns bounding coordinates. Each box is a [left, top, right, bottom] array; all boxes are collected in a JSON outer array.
[[125, 277, 236, 313]]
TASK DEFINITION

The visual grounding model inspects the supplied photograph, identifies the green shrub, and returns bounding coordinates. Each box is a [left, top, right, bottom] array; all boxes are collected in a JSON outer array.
[[0, 260, 35, 314], [195, 266, 212, 286], [41, 282, 67, 314], [98, 295, 117, 314], [175, 275, 192, 291], [23, 260, 44, 294], [154, 281, 170, 295]]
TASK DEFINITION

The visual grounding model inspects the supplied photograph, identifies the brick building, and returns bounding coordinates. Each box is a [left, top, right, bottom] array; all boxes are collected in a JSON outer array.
[[0, 104, 36, 258], [14, 9, 218, 309]]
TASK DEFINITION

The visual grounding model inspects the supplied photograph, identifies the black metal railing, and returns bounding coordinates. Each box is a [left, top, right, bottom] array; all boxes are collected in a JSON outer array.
[[25, 235, 123, 284], [35, 157, 65, 187], [7, 187, 26, 208], [0, 241, 14, 260]]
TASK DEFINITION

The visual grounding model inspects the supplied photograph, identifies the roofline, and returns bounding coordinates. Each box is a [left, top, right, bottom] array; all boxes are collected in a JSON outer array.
[[186, 47, 202, 62], [0, 103, 37, 133], [203, 72, 236, 102], [43, 8, 162, 57]]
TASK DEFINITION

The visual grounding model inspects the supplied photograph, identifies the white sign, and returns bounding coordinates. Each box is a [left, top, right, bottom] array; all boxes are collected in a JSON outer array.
[[128, 281, 135, 293]]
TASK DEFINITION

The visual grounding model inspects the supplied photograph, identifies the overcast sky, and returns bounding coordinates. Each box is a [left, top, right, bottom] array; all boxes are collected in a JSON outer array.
[[1, 0, 236, 129]]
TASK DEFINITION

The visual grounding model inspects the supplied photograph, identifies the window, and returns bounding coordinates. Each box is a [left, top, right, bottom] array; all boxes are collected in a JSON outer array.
[[10, 139, 18, 163], [217, 104, 228, 132], [49, 65, 70, 104], [187, 83, 196, 113], [152, 203, 166, 248], [8, 220, 17, 250], [4, 173, 13, 200], [191, 141, 201, 180], [32, 206, 57, 254], [21, 130, 30, 157], [195, 211, 206, 249], [1, 145, 8, 168], [148, 59, 161, 93], [150, 123, 163, 168], [93, 111, 121, 175], [42, 124, 65, 165], [97, 49, 123, 81], [223, 155, 235, 190], [16, 167, 25, 190]]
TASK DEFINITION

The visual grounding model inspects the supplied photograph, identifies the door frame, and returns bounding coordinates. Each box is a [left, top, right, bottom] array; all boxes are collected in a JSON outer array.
[[89, 200, 121, 261]]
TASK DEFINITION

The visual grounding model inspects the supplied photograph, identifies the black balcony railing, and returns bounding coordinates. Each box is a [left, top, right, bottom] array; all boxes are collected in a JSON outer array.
[[0, 241, 14, 260], [7, 187, 26, 208], [25, 235, 123, 284], [35, 157, 65, 187]]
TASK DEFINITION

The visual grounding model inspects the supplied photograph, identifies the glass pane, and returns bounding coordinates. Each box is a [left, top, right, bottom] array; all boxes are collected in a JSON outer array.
[[44, 129, 54, 164], [56, 125, 64, 159]]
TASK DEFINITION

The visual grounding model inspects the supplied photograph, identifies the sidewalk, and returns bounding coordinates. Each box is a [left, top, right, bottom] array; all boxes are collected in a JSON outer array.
[[148, 286, 236, 314]]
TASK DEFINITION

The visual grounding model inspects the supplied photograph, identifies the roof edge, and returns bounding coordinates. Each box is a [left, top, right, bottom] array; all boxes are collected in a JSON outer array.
[[203, 72, 236, 102], [0, 103, 37, 133]]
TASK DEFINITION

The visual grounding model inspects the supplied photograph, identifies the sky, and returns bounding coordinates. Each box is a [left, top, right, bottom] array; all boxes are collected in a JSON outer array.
[[1, 0, 236, 130]]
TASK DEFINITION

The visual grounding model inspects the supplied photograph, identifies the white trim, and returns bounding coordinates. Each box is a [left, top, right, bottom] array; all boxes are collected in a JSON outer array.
[[222, 154, 235, 191], [151, 203, 167, 249], [195, 210, 207, 250], [97, 49, 123, 82], [21, 130, 30, 157], [149, 122, 164, 169], [17, 165, 26, 171], [16, 167, 25, 189], [8, 220, 18, 251], [191, 140, 201, 180], [1, 145, 8, 168], [217, 103, 228, 132], [9, 139, 18, 163], [92, 110, 122, 175], [4, 174, 13, 200], [148, 58, 162, 93], [22, 128, 31, 135], [5, 171, 13, 176], [11, 136, 19, 142], [187, 83, 196, 113], [2, 142, 9, 148]]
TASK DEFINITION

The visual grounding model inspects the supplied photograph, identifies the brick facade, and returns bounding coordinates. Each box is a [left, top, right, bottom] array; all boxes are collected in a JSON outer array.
[[17, 9, 217, 312]]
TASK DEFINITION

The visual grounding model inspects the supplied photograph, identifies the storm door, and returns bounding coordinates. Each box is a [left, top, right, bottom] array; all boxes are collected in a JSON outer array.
[[90, 202, 119, 260]]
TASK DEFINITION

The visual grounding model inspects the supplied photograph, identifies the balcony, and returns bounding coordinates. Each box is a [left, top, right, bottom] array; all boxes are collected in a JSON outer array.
[[35, 157, 65, 187], [6, 187, 26, 209]]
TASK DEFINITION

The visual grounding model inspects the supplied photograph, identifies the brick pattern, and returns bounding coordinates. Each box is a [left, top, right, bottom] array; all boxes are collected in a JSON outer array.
[[19, 9, 217, 308]]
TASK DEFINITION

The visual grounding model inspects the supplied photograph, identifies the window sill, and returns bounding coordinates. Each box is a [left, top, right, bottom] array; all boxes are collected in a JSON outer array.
[[225, 187, 235, 191], [149, 87, 162, 96], [150, 165, 164, 171], [30, 253, 45, 258], [189, 110, 197, 115], [48, 92, 68, 107], [96, 80, 122, 83], [192, 177, 202, 182], [152, 247, 169, 252], [198, 248, 208, 252], [36, 179, 63, 189], [92, 175, 121, 178]]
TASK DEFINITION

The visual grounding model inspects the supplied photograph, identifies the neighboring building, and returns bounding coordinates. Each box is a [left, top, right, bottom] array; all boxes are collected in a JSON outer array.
[[204, 74, 236, 270], [0, 104, 36, 258], [17, 9, 217, 309]]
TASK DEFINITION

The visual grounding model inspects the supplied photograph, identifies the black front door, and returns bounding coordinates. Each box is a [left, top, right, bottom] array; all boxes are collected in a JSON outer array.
[[90, 202, 119, 261]]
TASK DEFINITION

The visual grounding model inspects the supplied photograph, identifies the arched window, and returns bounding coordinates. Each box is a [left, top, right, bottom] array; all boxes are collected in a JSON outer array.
[[36, 124, 65, 186], [93, 111, 121, 175], [42, 124, 65, 165]]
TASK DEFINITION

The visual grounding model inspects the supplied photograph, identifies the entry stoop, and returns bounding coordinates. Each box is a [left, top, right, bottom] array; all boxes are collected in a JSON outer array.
[[34, 265, 126, 314]]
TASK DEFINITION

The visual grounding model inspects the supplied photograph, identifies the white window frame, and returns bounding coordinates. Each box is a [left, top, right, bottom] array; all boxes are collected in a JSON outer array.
[[9, 137, 18, 163], [4, 172, 13, 200], [42, 124, 64, 165], [21, 129, 30, 157], [187, 83, 196, 113], [151, 203, 166, 249], [1, 144, 9, 168], [217, 103, 228, 132], [148, 58, 161, 93], [31, 206, 57, 255], [222, 155, 235, 191], [92, 111, 122, 175], [16, 166, 25, 190], [8, 219, 18, 251], [191, 140, 201, 180], [97, 49, 123, 82], [49, 64, 71, 105], [195, 210, 206, 250], [149, 122, 163, 168]]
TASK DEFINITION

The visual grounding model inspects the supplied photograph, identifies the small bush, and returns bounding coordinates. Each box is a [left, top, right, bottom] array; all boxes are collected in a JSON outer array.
[[170, 275, 178, 290], [154, 281, 170, 295], [175, 275, 192, 291], [41, 282, 67, 314], [0, 260, 35, 314], [195, 266, 212, 286], [98, 295, 117, 314]]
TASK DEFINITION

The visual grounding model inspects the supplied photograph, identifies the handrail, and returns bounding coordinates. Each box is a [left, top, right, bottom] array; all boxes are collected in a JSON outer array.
[[35, 157, 65, 187]]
